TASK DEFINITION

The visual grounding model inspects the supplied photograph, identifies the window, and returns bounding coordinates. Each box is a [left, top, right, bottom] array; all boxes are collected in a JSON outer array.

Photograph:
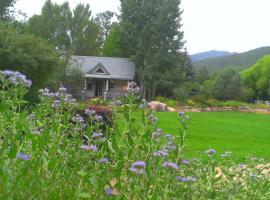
[[109, 80, 115, 89], [86, 79, 93, 90]]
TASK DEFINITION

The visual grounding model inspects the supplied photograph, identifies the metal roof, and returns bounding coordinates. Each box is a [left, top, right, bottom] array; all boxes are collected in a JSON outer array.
[[70, 56, 135, 80]]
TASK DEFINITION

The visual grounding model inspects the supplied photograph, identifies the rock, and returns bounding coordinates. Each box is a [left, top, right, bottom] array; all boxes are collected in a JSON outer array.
[[148, 101, 167, 111], [167, 107, 176, 112]]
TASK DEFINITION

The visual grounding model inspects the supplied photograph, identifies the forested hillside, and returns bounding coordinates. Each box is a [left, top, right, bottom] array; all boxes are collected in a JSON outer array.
[[191, 50, 232, 62], [193, 46, 270, 73]]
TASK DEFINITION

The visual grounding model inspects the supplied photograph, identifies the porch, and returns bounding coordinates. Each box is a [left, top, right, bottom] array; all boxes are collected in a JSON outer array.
[[83, 78, 128, 99]]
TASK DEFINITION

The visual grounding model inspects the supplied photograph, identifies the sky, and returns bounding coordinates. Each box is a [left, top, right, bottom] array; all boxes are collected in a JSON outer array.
[[14, 0, 270, 54]]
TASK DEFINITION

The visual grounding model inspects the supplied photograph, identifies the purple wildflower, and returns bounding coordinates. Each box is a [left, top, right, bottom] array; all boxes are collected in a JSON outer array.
[[58, 85, 67, 93], [16, 153, 30, 160], [205, 149, 216, 156], [152, 129, 162, 139], [162, 144, 176, 151], [99, 157, 109, 164], [181, 160, 190, 165], [153, 150, 168, 157], [176, 176, 196, 183], [131, 161, 146, 168], [162, 161, 179, 170], [94, 115, 103, 122], [72, 114, 84, 124], [148, 114, 158, 123], [178, 111, 184, 117], [80, 145, 97, 151], [85, 109, 96, 116], [129, 160, 146, 175], [92, 132, 103, 139], [105, 188, 113, 196], [27, 113, 35, 121]]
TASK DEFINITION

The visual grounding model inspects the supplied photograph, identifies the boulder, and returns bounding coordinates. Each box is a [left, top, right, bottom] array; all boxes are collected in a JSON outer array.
[[148, 101, 167, 111], [167, 107, 176, 112]]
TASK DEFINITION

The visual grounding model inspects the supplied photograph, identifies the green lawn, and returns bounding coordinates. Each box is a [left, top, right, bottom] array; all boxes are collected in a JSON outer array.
[[154, 111, 270, 161]]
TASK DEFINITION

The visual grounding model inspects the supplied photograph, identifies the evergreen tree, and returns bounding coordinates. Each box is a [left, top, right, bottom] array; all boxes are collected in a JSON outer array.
[[119, 0, 192, 99], [70, 4, 99, 56]]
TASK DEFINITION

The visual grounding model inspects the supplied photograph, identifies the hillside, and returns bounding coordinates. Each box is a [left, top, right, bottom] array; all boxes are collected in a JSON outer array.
[[191, 50, 232, 62], [192, 46, 270, 73]]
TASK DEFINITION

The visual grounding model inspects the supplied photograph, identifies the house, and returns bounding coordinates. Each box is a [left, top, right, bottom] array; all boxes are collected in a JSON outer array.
[[69, 56, 135, 99]]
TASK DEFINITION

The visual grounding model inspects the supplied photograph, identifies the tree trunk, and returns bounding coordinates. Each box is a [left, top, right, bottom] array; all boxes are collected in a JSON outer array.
[[152, 82, 156, 100]]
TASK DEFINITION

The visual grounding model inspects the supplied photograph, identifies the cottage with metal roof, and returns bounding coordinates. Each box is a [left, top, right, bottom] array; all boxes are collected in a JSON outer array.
[[70, 56, 135, 99]]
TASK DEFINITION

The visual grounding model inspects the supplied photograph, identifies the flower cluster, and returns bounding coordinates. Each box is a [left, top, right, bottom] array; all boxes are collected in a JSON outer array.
[[176, 176, 196, 183], [127, 81, 140, 94], [162, 161, 179, 170], [80, 145, 97, 151], [0, 70, 32, 87], [129, 161, 146, 175]]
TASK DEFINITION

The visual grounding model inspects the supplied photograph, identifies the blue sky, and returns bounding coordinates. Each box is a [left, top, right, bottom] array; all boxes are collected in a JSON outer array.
[[15, 0, 270, 54]]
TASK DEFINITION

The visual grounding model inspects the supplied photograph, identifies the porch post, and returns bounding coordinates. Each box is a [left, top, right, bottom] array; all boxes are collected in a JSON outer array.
[[104, 79, 109, 100], [81, 77, 87, 101]]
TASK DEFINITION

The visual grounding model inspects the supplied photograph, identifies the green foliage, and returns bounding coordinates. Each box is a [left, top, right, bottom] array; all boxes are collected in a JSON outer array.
[[211, 67, 243, 100], [119, 0, 193, 99], [173, 82, 199, 101], [102, 24, 123, 57], [70, 4, 100, 56], [28, 1, 72, 53], [0, 0, 16, 20], [193, 46, 270, 73], [28, 1, 100, 56], [241, 55, 270, 100], [1, 71, 270, 198], [0, 24, 63, 91], [95, 11, 115, 48]]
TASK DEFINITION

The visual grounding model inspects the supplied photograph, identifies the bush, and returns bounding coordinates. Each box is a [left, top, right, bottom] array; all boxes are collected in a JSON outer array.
[[1, 70, 270, 199]]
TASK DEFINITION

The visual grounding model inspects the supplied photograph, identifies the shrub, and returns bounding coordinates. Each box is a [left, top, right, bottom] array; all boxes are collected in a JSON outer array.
[[1, 71, 270, 199]]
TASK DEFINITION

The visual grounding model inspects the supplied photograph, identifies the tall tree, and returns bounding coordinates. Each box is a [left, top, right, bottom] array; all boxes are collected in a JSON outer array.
[[102, 24, 123, 57], [211, 67, 243, 100], [28, 1, 100, 56], [241, 55, 270, 100], [119, 0, 192, 99], [28, 0, 72, 54], [70, 4, 99, 56], [0, 0, 16, 20], [95, 11, 115, 48]]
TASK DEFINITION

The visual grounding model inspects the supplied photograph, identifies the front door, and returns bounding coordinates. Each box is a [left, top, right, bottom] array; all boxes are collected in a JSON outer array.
[[95, 79, 103, 97]]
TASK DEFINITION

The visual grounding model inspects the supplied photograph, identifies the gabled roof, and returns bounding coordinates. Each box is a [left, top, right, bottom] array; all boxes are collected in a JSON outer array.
[[70, 56, 135, 80]]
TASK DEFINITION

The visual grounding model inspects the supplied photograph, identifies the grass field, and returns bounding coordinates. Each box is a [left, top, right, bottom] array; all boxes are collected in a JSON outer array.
[[154, 111, 270, 161]]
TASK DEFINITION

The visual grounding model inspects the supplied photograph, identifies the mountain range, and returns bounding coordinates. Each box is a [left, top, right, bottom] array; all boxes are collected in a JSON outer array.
[[191, 46, 270, 73]]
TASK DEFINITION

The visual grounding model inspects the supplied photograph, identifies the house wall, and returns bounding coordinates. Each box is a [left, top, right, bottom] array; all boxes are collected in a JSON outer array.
[[107, 80, 128, 98]]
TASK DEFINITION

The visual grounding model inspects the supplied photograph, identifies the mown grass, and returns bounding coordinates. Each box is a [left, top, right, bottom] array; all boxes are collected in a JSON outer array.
[[154, 111, 270, 161]]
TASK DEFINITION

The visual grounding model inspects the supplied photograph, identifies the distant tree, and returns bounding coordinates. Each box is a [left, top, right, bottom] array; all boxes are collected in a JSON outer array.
[[196, 67, 210, 84], [28, 0, 72, 54], [70, 4, 100, 56], [0, 24, 63, 91], [95, 11, 115, 47], [102, 24, 123, 57], [241, 55, 270, 100], [119, 0, 192, 99], [211, 67, 243, 100], [0, 0, 16, 20], [28, 1, 100, 56]]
